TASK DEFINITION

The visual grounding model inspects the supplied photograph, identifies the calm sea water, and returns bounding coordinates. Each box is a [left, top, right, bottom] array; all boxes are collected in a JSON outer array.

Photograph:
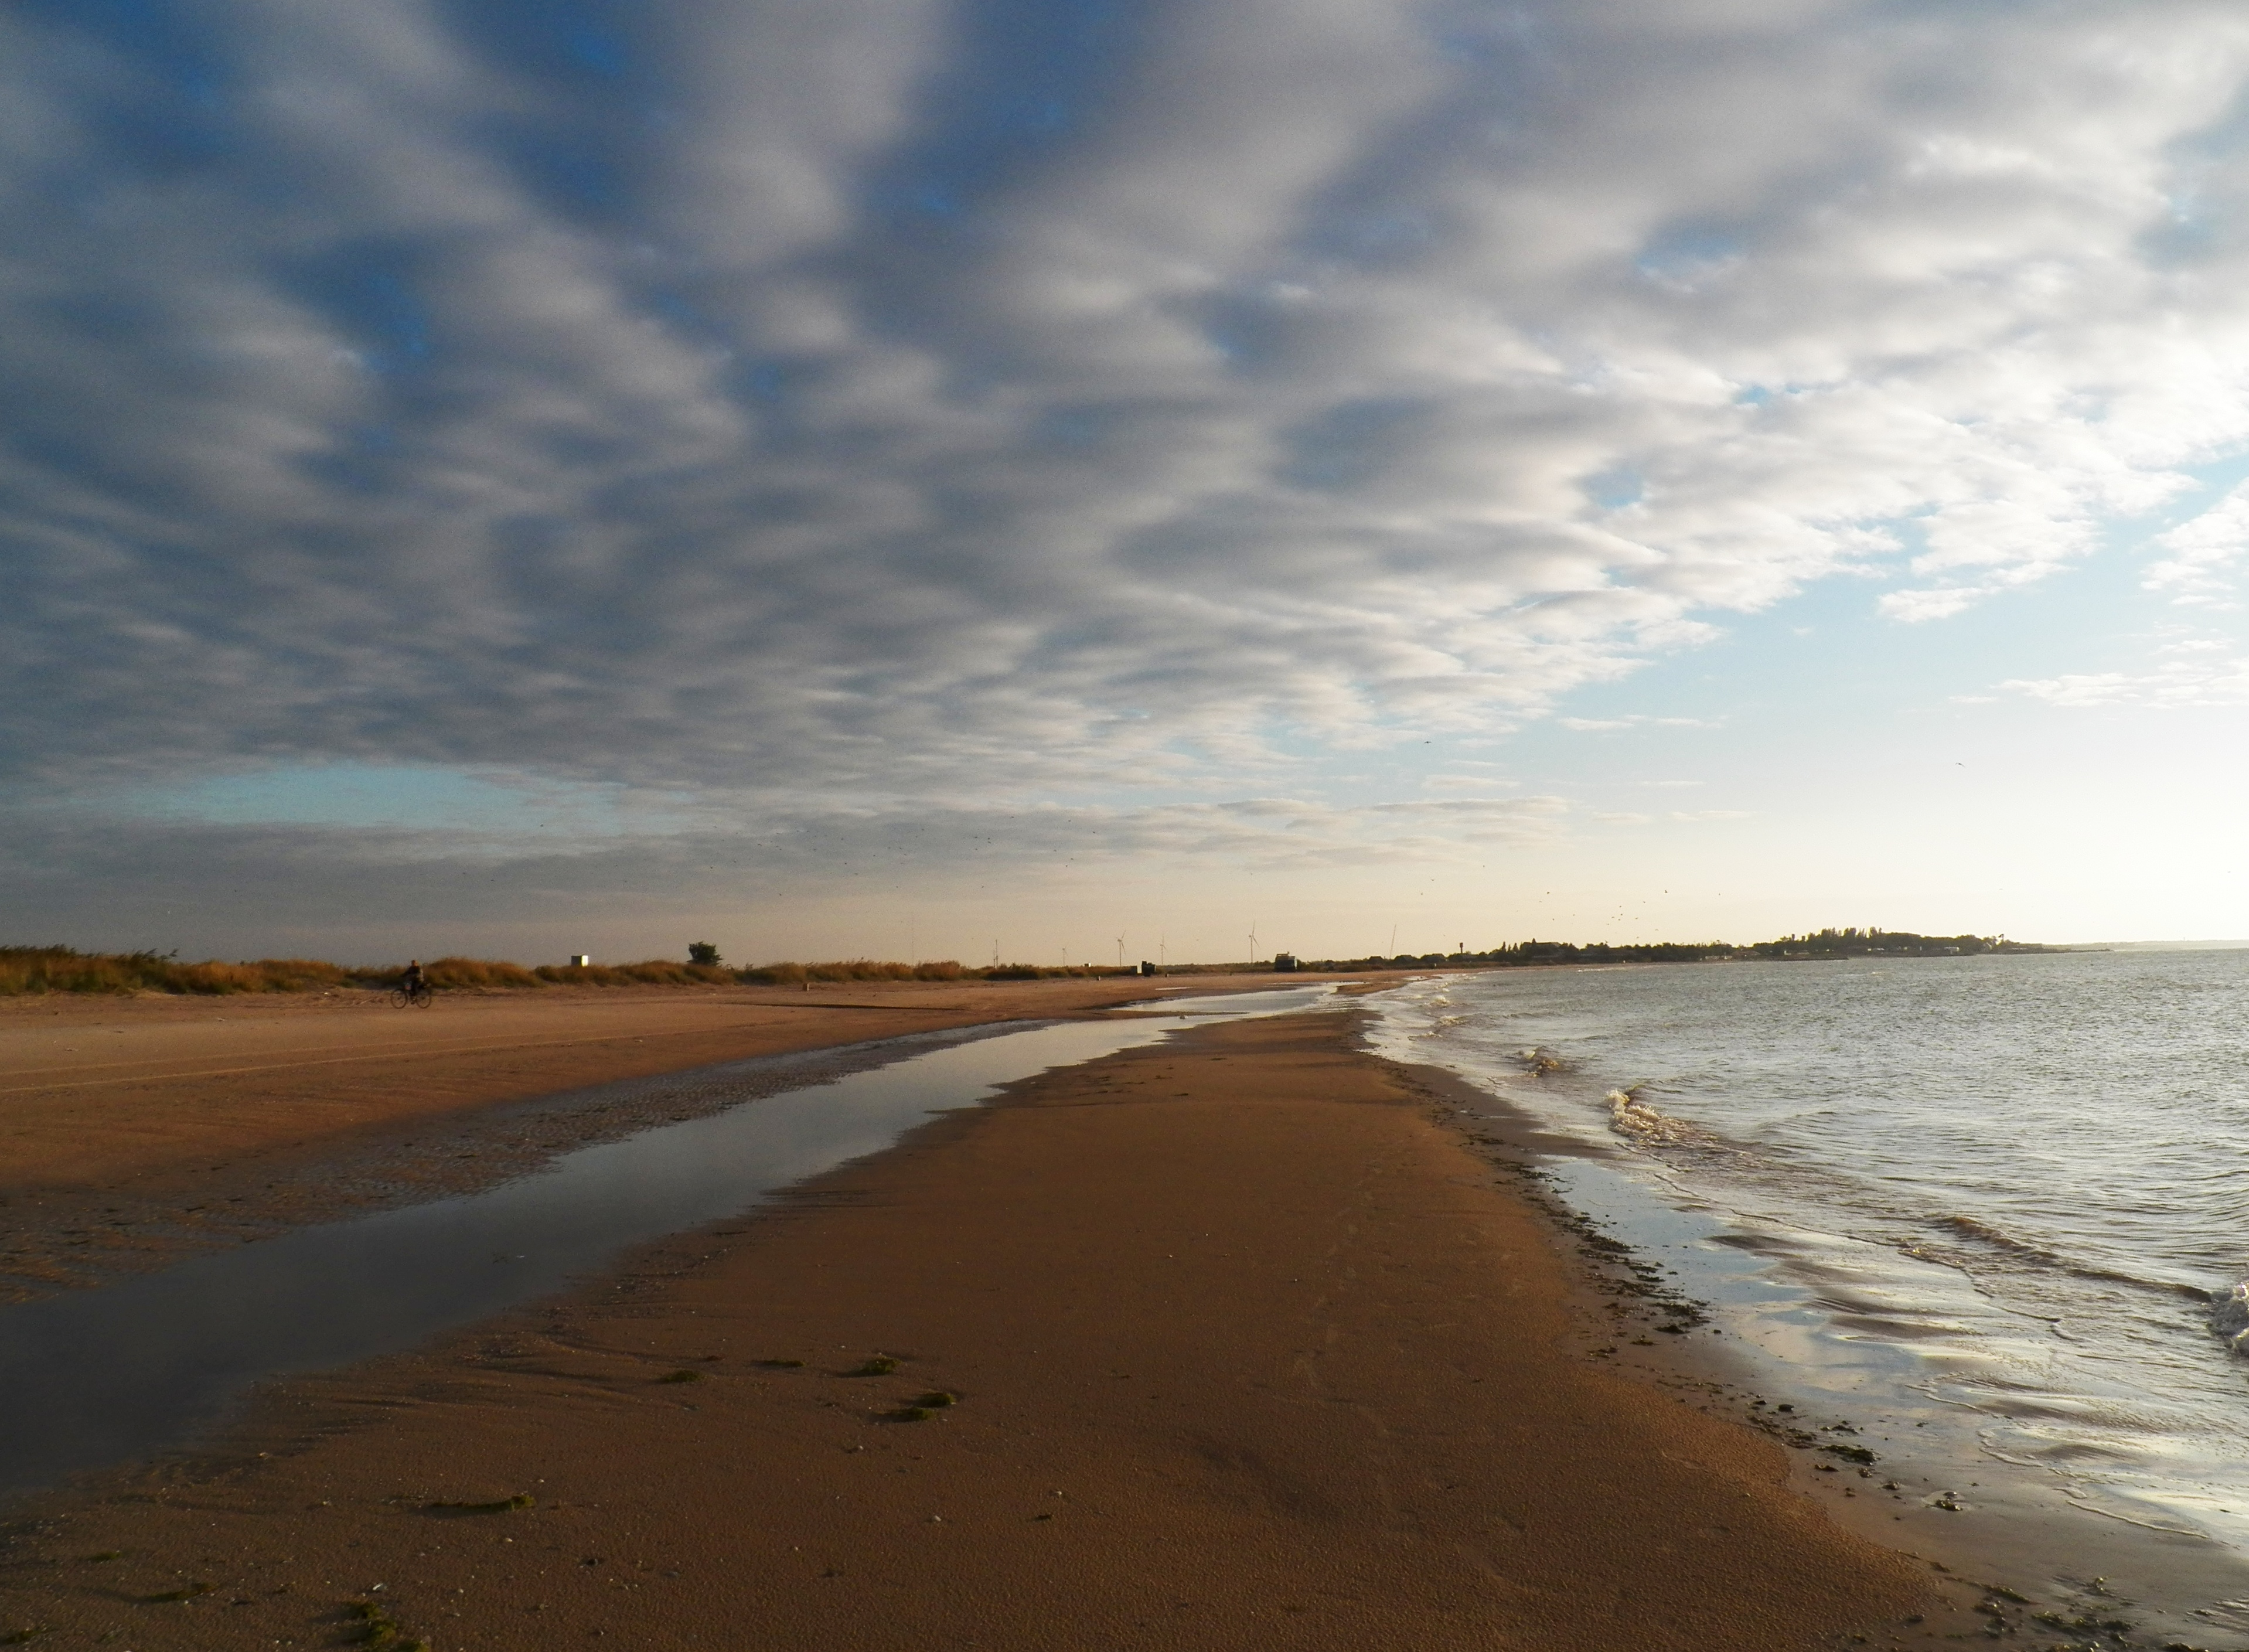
[[1368, 951, 2249, 1574]]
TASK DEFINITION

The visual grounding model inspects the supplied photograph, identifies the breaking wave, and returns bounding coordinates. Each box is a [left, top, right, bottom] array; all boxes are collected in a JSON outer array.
[[2210, 1282, 2249, 1354], [1606, 1087, 1726, 1150]]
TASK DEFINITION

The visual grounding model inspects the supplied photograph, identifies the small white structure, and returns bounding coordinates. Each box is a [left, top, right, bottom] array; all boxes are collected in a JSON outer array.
[[569, 954, 592, 967]]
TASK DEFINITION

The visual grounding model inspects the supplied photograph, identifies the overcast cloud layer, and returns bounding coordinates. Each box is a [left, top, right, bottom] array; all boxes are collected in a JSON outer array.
[[11, 0, 2249, 955]]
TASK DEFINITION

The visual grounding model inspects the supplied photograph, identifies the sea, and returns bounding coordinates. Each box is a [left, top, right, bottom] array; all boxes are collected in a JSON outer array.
[[1367, 948, 2249, 1640]]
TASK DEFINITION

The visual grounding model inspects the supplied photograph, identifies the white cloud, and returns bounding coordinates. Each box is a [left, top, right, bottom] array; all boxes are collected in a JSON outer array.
[[11, 0, 2249, 935], [1880, 587, 1992, 624], [1420, 772, 1521, 794], [2002, 636, 2249, 709], [2146, 485, 2249, 605]]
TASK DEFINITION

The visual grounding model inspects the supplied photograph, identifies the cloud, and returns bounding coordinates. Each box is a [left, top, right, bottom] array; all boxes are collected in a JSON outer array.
[[1879, 587, 1992, 624], [0, 785, 1575, 960], [2002, 635, 2249, 709], [11, 0, 2249, 935], [2146, 484, 2249, 605], [1420, 771, 1521, 794]]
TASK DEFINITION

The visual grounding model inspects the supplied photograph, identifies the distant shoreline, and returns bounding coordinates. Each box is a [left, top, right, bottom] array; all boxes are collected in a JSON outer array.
[[2, 926, 2075, 997]]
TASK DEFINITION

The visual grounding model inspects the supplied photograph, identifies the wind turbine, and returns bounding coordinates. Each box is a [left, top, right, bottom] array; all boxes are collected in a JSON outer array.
[[1116, 935, 1125, 969], [1247, 921, 1259, 963]]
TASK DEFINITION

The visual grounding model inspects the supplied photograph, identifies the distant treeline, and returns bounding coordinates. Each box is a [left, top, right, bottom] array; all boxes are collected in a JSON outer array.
[[1304, 927, 2056, 971]]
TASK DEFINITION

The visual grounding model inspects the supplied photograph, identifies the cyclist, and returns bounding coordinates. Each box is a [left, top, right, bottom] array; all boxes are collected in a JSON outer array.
[[400, 959, 426, 997]]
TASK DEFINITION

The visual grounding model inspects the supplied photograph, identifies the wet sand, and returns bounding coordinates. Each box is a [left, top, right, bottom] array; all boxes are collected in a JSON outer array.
[[0, 1003, 1946, 1650], [0, 977, 1286, 1298]]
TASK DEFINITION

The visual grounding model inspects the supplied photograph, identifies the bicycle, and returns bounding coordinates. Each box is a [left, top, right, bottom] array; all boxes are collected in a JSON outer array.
[[389, 982, 434, 1009]]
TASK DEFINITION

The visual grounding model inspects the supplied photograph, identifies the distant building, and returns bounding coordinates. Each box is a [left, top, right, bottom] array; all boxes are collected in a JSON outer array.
[[569, 954, 592, 967], [1273, 953, 1300, 972], [1138, 960, 1158, 976]]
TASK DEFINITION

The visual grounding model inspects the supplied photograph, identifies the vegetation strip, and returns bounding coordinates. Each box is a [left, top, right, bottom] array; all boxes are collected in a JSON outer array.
[[1, 925, 2059, 996]]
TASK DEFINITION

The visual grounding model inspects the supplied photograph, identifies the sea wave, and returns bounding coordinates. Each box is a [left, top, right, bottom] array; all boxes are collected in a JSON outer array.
[[1897, 1215, 2217, 1307], [2209, 1282, 2249, 1354], [1606, 1087, 1724, 1149], [1938, 1212, 2053, 1255]]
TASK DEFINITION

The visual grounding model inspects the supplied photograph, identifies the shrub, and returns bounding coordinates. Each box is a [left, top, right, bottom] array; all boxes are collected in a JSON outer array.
[[738, 959, 969, 985], [741, 960, 807, 986], [530, 960, 736, 987]]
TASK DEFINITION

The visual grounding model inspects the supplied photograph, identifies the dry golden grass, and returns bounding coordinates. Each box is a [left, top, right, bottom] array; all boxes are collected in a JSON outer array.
[[0, 947, 350, 996], [0, 947, 1152, 997]]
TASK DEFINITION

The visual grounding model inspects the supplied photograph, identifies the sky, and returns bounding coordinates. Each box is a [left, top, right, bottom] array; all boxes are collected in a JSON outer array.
[[10, 0, 2249, 966]]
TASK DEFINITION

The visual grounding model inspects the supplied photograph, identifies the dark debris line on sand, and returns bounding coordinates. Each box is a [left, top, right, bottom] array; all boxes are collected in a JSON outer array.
[[1412, 1067, 2236, 1652]]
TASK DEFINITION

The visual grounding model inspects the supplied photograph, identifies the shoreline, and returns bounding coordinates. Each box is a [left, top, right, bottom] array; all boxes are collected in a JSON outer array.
[[1376, 1000, 2249, 1651], [0, 994, 1973, 1650]]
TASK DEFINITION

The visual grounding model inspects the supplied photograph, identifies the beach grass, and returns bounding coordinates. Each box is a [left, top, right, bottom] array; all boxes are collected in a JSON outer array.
[[0, 943, 1144, 996], [0, 946, 351, 996]]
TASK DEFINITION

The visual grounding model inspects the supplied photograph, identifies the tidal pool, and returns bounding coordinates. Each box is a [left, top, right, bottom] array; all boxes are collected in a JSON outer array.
[[0, 986, 1334, 1496]]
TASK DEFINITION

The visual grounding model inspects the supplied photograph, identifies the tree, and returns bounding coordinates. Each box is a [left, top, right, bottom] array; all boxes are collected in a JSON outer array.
[[687, 941, 722, 966]]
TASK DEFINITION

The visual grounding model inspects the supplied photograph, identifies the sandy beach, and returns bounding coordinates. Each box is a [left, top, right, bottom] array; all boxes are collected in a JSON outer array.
[[0, 986, 1980, 1649], [0, 977, 1282, 1301]]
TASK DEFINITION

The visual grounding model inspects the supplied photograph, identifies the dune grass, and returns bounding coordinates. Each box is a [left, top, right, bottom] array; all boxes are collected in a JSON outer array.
[[0, 946, 350, 996], [0, 944, 1143, 996]]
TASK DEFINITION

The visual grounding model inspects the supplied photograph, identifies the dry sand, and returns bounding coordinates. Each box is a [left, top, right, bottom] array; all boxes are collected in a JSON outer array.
[[0, 995, 1957, 1650]]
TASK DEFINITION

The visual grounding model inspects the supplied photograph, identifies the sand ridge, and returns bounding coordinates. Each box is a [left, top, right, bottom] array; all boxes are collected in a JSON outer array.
[[0, 1004, 1942, 1650]]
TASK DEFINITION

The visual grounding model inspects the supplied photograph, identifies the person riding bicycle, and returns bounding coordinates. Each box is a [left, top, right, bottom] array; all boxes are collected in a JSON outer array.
[[400, 959, 426, 996]]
